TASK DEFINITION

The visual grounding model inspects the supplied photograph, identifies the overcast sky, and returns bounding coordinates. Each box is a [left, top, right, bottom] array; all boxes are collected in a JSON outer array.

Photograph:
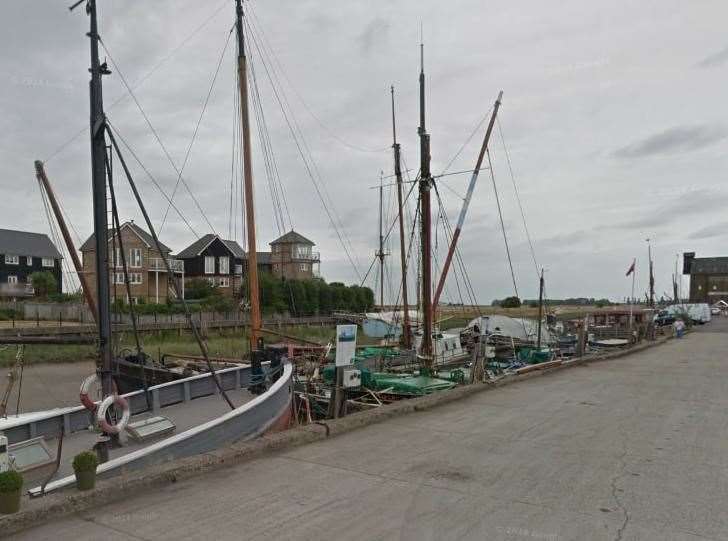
[[1, 0, 727, 304]]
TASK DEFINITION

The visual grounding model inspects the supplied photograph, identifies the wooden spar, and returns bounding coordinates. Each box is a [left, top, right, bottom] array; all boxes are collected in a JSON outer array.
[[34, 161, 98, 323], [235, 0, 262, 348], [536, 268, 544, 348], [376, 173, 386, 310], [391, 86, 411, 349], [418, 43, 433, 368], [432, 91, 503, 316]]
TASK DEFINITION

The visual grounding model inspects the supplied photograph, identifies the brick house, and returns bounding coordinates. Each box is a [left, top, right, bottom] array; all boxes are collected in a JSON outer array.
[[80, 221, 184, 305], [270, 231, 319, 280], [684, 252, 728, 303], [176, 234, 245, 298], [0, 229, 63, 298]]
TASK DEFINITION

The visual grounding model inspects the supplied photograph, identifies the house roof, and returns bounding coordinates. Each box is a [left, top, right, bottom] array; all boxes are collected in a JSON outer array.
[[0, 229, 63, 259], [80, 221, 171, 253], [175, 234, 245, 259], [270, 230, 314, 246], [689, 257, 728, 275]]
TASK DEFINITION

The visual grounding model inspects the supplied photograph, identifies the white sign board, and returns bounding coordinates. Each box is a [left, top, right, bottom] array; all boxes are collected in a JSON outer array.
[[335, 324, 358, 367]]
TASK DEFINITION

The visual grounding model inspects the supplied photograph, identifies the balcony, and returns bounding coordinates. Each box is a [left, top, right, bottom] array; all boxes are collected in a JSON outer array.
[[148, 258, 184, 273], [291, 251, 320, 262]]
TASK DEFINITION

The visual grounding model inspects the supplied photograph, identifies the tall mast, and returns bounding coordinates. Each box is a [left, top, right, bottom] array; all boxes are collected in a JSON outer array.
[[77, 0, 113, 400], [235, 0, 262, 348], [536, 268, 544, 348], [391, 86, 412, 349], [376, 173, 386, 311], [432, 91, 503, 314], [647, 238, 655, 308], [418, 42, 433, 368]]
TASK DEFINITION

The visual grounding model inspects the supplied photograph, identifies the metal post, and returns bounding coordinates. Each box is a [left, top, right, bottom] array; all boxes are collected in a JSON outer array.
[[85, 0, 114, 400], [536, 268, 544, 349]]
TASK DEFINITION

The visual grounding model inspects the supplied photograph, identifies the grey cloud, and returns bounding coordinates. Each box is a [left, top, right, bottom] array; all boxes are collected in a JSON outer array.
[[357, 17, 390, 53], [613, 125, 727, 159], [612, 190, 728, 231], [696, 45, 728, 68], [688, 221, 728, 240]]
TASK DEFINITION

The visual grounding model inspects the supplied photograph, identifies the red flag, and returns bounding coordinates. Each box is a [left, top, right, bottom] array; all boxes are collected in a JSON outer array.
[[625, 259, 636, 276]]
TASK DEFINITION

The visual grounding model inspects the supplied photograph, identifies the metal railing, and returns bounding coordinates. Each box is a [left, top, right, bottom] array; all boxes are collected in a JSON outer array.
[[149, 258, 184, 272], [291, 251, 320, 261]]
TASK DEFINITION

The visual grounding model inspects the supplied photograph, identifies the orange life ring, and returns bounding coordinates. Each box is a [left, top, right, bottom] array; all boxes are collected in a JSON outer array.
[[79, 374, 99, 412]]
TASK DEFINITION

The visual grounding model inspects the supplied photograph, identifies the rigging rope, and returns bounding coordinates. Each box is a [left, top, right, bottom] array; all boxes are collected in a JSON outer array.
[[497, 117, 539, 280], [43, 0, 230, 165], [106, 121, 200, 238], [99, 38, 218, 236], [246, 5, 390, 155], [243, 19, 362, 279], [159, 26, 235, 234]]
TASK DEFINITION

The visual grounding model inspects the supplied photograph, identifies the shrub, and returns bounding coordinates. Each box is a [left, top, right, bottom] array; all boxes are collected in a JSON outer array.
[[30, 271, 58, 298], [0, 470, 23, 493], [72, 451, 99, 473]]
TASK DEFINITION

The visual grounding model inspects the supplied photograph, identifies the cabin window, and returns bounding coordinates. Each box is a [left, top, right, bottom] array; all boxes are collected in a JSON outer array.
[[218, 256, 229, 274], [7, 275, 17, 284], [129, 248, 142, 268], [5, 255, 19, 265], [204, 256, 215, 274], [218, 276, 230, 288], [42, 257, 54, 268], [26, 256, 33, 266]]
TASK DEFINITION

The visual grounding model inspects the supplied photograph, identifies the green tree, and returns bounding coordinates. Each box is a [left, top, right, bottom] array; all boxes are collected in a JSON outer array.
[[185, 278, 216, 300], [501, 296, 521, 308], [30, 271, 57, 298]]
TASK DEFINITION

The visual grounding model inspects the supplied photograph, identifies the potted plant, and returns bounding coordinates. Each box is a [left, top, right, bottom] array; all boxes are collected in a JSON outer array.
[[0, 469, 23, 514], [72, 451, 99, 491]]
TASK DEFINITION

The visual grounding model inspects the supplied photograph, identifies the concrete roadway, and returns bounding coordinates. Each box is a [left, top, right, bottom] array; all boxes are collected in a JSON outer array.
[[10, 320, 728, 540]]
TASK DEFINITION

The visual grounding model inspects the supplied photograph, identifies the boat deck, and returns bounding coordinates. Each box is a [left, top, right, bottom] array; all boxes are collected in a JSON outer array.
[[37, 387, 255, 484]]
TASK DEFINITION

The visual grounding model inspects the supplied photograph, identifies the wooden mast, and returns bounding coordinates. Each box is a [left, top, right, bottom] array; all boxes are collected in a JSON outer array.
[[432, 91, 503, 316], [34, 161, 98, 323], [418, 43, 433, 369], [376, 173, 386, 311], [235, 0, 262, 348], [391, 86, 412, 349]]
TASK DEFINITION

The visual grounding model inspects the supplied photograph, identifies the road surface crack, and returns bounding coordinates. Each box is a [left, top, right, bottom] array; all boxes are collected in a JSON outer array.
[[610, 428, 631, 541]]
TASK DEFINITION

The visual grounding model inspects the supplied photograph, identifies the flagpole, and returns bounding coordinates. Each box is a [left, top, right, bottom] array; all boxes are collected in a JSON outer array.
[[629, 261, 636, 332]]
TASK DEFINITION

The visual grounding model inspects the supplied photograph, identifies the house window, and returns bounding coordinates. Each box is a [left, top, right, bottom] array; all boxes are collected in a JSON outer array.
[[42, 257, 54, 268], [129, 248, 142, 268], [300, 263, 308, 272], [235, 264, 243, 275], [26, 256, 33, 266], [114, 248, 122, 268], [204, 256, 215, 274], [206, 277, 215, 286], [219, 256, 229, 274], [115, 272, 142, 285], [218, 276, 230, 288], [7, 276, 17, 285], [5, 255, 19, 265]]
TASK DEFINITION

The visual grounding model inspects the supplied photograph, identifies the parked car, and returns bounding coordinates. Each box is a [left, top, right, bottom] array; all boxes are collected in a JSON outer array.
[[653, 310, 676, 327]]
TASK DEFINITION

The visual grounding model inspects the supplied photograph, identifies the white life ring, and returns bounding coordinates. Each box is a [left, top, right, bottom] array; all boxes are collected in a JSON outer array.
[[96, 394, 131, 434], [79, 374, 99, 412]]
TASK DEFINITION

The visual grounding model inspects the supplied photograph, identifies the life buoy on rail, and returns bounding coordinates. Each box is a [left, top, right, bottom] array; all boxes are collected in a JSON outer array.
[[96, 394, 131, 435], [79, 374, 99, 412]]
